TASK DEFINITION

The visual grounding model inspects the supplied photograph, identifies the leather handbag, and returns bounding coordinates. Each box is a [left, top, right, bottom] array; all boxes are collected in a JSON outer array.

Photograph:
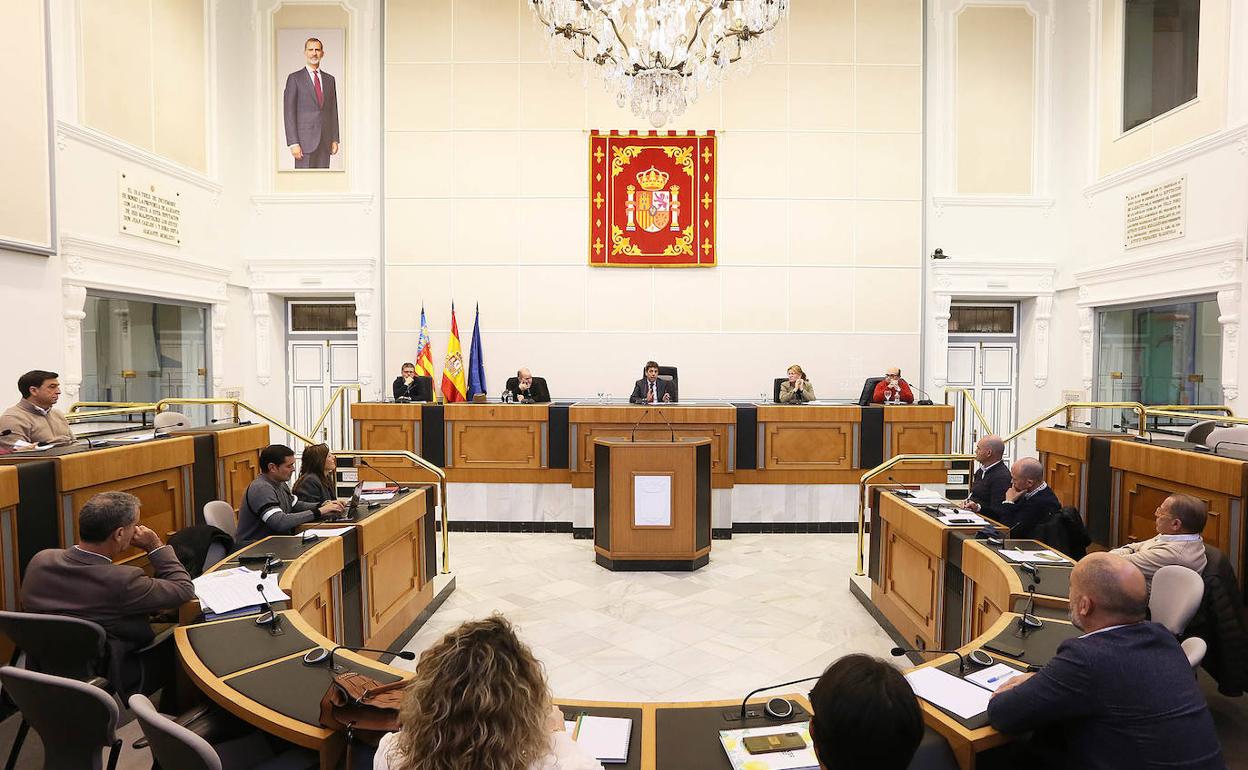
[[319, 671, 408, 747]]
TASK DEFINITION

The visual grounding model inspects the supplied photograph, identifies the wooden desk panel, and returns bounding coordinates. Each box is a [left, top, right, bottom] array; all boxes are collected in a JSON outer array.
[[279, 537, 344, 644], [0, 467, 17, 662], [884, 406, 953, 471], [960, 540, 1072, 645], [874, 494, 948, 650], [208, 424, 268, 511], [758, 405, 860, 472], [445, 404, 548, 470], [570, 404, 735, 489], [597, 441, 704, 561], [355, 490, 432, 649], [351, 403, 423, 468]]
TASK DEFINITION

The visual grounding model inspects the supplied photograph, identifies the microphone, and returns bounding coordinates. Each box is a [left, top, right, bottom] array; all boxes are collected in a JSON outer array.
[[1017, 584, 1044, 633], [630, 409, 651, 442], [1211, 440, 1248, 454], [254, 584, 281, 632], [358, 459, 409, 492], [302, 644, 416, 670], [1019, 562, 1041, 583], [727, 675, 821, 721], [891, 645, 969, 674], [911, 384, 935, 406], [654, 408, 676, 442]]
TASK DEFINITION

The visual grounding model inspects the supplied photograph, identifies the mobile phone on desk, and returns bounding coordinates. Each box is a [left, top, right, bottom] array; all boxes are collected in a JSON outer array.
[[984, 640, 1026, 659], [743, 732, 807, 755]]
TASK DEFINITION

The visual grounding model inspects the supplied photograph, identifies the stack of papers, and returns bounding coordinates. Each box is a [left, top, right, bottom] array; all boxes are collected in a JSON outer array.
[[304, 526, 353, 537], [359, 491, 396, 502], [719, 723, 819, 770], [565, 716, 631, 763], [999, 548, 1068, 564], [904, 667, 993, 720], [193, 567, 290, 614], [937, 512, 988, 526]]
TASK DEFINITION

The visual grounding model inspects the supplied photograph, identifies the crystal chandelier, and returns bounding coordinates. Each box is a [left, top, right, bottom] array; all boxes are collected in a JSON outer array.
[[528, 0, 789, 127]]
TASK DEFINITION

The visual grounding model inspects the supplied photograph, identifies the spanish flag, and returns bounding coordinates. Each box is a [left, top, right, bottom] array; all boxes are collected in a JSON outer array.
[[414, 306, 435, 380], [440, 304, 468, 403]]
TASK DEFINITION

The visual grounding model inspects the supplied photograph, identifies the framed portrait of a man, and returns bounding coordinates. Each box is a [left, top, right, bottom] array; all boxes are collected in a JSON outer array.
[[276, 28, 344, 172]]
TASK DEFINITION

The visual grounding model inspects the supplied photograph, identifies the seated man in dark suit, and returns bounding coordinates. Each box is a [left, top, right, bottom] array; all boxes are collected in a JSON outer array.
[[988, 553, 1223, 770], [503, 368, 550, 403], [998, 457, 1060, 538], [629, 360, 674, 404], [960, 435, 1011, 520], [809, 654, 923, 769], [393, 362, 432, 402], [21, 491, 196, 646]]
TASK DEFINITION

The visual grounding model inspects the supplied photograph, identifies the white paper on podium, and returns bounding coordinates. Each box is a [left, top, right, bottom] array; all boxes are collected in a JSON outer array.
[[633, 475, 672, 526]]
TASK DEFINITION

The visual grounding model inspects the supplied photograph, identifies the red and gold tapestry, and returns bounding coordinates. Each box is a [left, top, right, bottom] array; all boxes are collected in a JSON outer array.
[[589, 130, 716, 267]]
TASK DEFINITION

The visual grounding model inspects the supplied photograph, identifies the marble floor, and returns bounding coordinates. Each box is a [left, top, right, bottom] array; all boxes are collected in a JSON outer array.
[[394, 532, 898, 701]]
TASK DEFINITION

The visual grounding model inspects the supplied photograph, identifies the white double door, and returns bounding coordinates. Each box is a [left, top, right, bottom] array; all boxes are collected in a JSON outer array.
[[288, 340, 358, 447], [947, 341, 1017, 457]]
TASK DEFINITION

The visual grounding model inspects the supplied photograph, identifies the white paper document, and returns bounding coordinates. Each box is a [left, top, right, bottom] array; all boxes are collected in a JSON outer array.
[[904, 667, 992, 720], [899, 488, 947, 505], [964, 663, 1026, 693], [633, 475, 672, 526], [999, 548, 1069, 564], [193, 567, 290, 614], [359, 491, 396, 502], [572, 715, 632, 763]]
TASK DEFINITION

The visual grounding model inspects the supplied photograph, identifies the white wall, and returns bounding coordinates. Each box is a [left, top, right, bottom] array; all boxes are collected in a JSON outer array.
[[926, 0, 1248, 457], [383, 0, 927, 401]]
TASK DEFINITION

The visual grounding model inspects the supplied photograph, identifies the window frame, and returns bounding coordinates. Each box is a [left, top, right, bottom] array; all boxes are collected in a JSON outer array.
[[1117, 0, 1202, 138]]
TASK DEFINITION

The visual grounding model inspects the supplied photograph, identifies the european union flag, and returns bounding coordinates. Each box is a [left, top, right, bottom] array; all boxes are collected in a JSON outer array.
[[467, 304, 487, 399]]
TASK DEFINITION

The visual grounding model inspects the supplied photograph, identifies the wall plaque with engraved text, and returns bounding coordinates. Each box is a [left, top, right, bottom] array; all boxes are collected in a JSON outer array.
[[1124, 176, 1185, 249], [119, 172, 182, 246]]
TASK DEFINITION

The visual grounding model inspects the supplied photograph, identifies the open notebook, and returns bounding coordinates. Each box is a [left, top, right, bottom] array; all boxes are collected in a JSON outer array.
[[564, 715, 632, 764]]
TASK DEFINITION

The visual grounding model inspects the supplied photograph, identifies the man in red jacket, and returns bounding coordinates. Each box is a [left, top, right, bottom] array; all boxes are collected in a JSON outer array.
[[872, 367, 914, 404]]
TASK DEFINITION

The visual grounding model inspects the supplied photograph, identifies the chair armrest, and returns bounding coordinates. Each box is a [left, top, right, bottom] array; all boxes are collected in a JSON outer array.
[[86, 676, 110, 690], [135, 625, 176, 655]]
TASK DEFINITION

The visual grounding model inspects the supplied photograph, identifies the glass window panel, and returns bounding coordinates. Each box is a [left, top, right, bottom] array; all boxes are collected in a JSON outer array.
[[949, 306, 1015, 335], [290, 303, 357, 332], [1094, 298, 1221, 428], [1123, 0, 1200, 132], [81, 294, 209, 423]]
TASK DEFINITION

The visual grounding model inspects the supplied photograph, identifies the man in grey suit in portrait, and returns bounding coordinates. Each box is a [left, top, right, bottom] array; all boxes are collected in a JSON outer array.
[[283, 36, 340, 169]]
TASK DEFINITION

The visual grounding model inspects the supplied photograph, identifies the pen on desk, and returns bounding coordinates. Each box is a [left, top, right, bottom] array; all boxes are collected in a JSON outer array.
[[572, 712, 585, 740]]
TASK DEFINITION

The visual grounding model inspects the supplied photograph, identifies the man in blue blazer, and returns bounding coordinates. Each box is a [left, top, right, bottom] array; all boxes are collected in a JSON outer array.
[[987, 553, 1223, 769], [283, 37, 339, 169], [629, 361, 674, 404], [960, 434, 1011, 520]]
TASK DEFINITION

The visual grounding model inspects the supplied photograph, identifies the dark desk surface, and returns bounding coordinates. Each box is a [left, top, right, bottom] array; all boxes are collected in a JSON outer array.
[[558, 705, 644, 770], [982, 614, 1081, 668], [227, 652, 403, 725], [654, 701, 811, 770], [187, 613, 317, 677]]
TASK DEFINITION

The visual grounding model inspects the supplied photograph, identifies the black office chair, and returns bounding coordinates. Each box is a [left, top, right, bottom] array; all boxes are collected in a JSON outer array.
[[657, 365, 678, 402], [773, 378, 786, 403], [906, 727, 959, 769], [858, 377, 885, 406], [1, 666, 122, 770]]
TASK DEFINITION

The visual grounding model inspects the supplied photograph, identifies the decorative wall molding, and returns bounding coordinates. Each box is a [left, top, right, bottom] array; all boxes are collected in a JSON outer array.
[[211, 303, 228, 392], [1078, 307, 1095, 393], [250, 193, 375, 213], [61, 285, 88, 402], [55, 121, 223, 196], [932, 0, 1056, 201], [932, 195, 1056, 214], [1083, 125, 1248, 199], [929, 261, 1058, 388], [1074, 238, 1246, 403], [60, 234, 230, 304], [246, 256, 380, 396]]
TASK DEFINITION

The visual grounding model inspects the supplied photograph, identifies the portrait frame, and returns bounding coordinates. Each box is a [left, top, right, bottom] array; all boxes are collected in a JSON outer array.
[[275, 27, 346, 173]]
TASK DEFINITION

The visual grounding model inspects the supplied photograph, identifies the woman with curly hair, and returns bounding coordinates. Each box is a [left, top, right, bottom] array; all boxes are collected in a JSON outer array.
[[375, 615, 603, 770]]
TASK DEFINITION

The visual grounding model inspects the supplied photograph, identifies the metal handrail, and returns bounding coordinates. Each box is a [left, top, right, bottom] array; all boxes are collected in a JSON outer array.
[[855, 453, 976, 575], [67, 401, 155, 413], [944, 387, 993, 452], [154, 398, 307, 443], [1146, 405, 1235, 417], [1145, 408, 1248, 427], [335, 449, 451, 573], [65, 405, 159, 422], [1004, 401, 1147, 443], [308, 384, 362, 443]]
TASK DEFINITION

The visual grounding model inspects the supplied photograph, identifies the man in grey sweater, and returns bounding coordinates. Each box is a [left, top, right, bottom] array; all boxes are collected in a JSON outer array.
[[1110, 493, 1208, 584], [235, 443, 343, 547]]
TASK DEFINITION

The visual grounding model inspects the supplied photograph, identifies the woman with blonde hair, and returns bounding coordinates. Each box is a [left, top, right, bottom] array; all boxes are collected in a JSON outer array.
[[375, 615, 603, 770], [293, 443, 337, 507], [779, 364, 815, 403]]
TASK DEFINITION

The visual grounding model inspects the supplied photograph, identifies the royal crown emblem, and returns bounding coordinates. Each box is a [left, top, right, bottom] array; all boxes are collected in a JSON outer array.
[[626, 166, 680, 234]]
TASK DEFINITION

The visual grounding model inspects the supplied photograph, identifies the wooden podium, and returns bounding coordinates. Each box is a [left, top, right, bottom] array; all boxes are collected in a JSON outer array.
[[592, 437, 712, 571]]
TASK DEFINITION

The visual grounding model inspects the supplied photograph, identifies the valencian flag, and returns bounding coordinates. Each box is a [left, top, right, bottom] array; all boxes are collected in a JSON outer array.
[[414, 306, 435, 379], [467, 304, 487, 400], [440, 304, 468, 403], [588, 130, 716, 267]]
